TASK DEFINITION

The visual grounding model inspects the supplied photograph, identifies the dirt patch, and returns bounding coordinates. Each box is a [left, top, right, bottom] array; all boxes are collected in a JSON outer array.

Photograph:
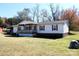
[[0, 27, 3, 32]]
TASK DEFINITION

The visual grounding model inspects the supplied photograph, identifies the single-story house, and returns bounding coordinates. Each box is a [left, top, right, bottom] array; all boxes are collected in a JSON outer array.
[[12, 20, 69, 37]]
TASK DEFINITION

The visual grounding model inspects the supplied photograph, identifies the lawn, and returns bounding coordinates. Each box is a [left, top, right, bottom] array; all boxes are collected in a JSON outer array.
[[0, 32, 79, 56]]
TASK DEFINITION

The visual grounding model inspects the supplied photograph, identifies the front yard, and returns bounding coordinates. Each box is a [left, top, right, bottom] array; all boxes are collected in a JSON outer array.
[[0, 32, 79, 56]]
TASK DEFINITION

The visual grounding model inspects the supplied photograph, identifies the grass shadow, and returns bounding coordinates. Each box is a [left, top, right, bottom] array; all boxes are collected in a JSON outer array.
[[3, 32, 19, 37], [3, 32, 63, 39], [3, 32, 70, 39], [68, 32, 75, 35], [33, 34, 63, 39]]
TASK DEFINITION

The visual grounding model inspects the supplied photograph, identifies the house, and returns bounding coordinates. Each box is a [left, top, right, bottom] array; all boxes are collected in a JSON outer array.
[[37, 20, 69, 37], [12, 20, 69, 37]]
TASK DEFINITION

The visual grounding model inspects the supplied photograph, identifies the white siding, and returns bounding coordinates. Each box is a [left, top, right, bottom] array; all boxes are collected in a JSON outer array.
[[63, 23, 69, 33], [13, 20, 69, 35], [13, 26, 18, 33], [37, 24, 64, 34]]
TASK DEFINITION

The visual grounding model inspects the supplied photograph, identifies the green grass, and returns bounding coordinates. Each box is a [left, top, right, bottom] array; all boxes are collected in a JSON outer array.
[[0, 31, 79, 56]]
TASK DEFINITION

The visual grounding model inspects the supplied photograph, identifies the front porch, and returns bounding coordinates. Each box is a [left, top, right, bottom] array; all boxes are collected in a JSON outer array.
[[16, 24, 37, 36]]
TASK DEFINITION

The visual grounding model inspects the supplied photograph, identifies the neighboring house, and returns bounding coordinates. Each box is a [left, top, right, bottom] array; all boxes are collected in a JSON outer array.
[[12, 20, 69, 37]]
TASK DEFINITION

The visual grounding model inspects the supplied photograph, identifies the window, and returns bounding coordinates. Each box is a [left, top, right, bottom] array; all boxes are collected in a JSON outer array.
[[52, 24, 58, 31], [24, 25, 30, 30], [18, 26, 24, 30], [24, 25, 32, 30], [34, 25, 37, 30], [39, 25, 45, 31]]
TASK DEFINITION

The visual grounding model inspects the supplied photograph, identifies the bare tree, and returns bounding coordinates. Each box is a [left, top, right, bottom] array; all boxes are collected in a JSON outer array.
[[17, 8, 31, 21], [32, 7, 37, 22], [48, 16, 52, 21], [36, 4, 40, 23], [49, 3, 60, 21], [40, 9, 48, 22]]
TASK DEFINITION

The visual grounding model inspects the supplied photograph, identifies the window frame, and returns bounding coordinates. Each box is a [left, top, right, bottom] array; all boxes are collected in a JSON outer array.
[[52, 24, 58, 31], [39, 25, 45, 31], [18, 26, 24, 31]]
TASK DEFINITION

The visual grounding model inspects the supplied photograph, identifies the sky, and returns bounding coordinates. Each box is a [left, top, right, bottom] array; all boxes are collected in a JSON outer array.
[[0, 3, 79, 18]]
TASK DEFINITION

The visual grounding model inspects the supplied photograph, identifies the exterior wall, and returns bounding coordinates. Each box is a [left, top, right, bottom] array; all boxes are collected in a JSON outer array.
[[13, 26, 18, 33], [12, 21, 69, 37], [37, 24, 64, 34], [63, 23, 69, 33]]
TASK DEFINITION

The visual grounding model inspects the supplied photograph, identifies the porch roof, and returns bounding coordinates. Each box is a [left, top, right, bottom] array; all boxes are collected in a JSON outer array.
[[18, 20, 37, 25]]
